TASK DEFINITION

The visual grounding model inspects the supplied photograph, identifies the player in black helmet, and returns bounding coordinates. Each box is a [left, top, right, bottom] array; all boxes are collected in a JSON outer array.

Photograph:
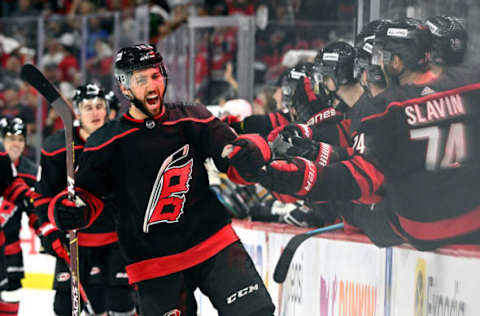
[[424, 15, 468, 75], [34, 83, 136, 316], [0, 117, 39, 315], [354, 19, 389, 97], [49, 44, 275, 316], [255, 17, 480, 251]]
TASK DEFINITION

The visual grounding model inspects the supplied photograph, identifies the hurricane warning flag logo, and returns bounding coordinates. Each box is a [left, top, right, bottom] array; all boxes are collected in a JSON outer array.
[[143, 145, 193, 233]]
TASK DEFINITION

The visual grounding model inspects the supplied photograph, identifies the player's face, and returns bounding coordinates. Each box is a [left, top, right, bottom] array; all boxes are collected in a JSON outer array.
[[3, 134, 25, 162], [78, 98, 107, 135], [129, 67, 166, 116]]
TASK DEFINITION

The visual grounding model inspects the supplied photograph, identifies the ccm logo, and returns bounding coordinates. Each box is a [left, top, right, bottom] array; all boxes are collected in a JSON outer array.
[[227, 284, 259, 304], [163, 309, 180, 316]]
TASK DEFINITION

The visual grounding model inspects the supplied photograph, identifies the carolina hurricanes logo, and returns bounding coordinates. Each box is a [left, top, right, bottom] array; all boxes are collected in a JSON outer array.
[[143, 145, 193, 233]]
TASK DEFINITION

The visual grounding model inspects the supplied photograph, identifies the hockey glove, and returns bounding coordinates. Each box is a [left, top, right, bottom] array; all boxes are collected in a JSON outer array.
[[225, 134, 271, 184], [48, 188, 104, 231], [37, 222, 69, 261], [267, 123, 312, 143], [259, 157, 318, 197], [284, 137, 336, 167]]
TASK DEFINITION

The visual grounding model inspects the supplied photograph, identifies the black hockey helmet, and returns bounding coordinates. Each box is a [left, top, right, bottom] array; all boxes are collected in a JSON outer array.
[[354, 20, 389, 87], [105, 90, 120, 113], [73, 83, 107, 109], [114, 44, 168, 119], [372, 18, 432, 71], [313, 41, 355, 88], [0, 117, 26, 138], [424, 15, 467, 66], [114, 44, 167, 89]]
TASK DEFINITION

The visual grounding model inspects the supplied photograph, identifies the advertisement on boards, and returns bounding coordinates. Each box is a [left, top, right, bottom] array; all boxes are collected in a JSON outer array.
[[268, 232, 386, 316], [391, 247, 480, 316]]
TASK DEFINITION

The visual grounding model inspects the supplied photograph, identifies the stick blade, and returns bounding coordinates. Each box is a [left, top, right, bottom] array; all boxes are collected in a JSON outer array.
[[273, 234, 309, 283], [20, 64, 60, 104]]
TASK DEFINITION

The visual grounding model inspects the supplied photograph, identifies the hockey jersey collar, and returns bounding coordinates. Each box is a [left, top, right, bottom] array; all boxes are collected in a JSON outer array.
[[122, 105, 166, 129]]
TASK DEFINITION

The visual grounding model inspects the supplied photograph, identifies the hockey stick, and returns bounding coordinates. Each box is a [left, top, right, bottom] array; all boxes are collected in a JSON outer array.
[[21, 64, 81, 316], [273, 222, 344, 283]]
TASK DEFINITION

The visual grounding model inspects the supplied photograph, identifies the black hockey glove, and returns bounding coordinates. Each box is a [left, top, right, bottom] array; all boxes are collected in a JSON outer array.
[[225, 134, 271, 183], [38, 222, 69, 261], [258, 157, 318, 197], [50, 195, 91, 231]]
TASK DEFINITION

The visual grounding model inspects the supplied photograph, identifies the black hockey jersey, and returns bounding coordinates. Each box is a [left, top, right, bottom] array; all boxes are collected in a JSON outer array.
[[74, 103, 240, 284], [35, 128, 118, 247], [4, 156, 38, 257], [309, 68, 480, 250]]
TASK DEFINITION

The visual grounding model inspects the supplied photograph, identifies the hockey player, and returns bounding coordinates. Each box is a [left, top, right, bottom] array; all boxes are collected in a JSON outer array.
[[0, 117, 39, 307], [48, 44, 274, 316], [0, 131, 36, 315], [34, 84, 136, 316], [424, 15, 468, 75], [256, 18, 480, 251]]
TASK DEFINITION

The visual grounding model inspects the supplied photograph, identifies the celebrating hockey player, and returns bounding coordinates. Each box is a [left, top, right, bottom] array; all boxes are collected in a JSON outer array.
[[48, 44, 274, 316], [255, 18, 480, 251], [34, 84, 136, 315]]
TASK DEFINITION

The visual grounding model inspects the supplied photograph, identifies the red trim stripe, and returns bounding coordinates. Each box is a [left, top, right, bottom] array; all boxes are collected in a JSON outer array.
[[0, 300, 19, 313], [269, 113, 278, 129], [0, 231, 5, 246], [397, 206, 480, 241], [340, 156, 384, 204], [18, 172, 36, 181], [125, 224, 239, 284], [33, 197, 51, 208], [5, 241, 21, 255], [0, 152, 7, 156], [42, 145, 84, 157], [78, 232, 118, 247], [122, 107, 166, 122], [361, 82, 480, 123], [84, 128, 140, 152], [162, 115, 216, 126]]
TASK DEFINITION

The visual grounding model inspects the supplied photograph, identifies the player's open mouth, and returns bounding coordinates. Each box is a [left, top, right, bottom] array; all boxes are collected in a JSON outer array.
[[92, 118, 101, 124], [146, 95, 159, 106]]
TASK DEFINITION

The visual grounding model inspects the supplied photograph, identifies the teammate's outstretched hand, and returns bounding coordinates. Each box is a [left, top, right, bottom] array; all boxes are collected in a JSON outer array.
[[259, 157, 318, 196]]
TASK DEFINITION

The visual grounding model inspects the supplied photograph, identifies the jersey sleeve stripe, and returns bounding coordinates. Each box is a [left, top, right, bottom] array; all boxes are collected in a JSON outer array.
[[162, 115, 216, 126], [361, 82, 480, 123], [41, 145, 84, 157], [397, 205, 480, 241], [83, 128, 140, 152], [341, 156, 384, 204], [17, 173, 37, 181]]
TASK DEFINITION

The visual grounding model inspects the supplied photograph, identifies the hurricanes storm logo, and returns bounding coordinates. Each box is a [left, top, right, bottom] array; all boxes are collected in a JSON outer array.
[[143, 145, 193, 232]]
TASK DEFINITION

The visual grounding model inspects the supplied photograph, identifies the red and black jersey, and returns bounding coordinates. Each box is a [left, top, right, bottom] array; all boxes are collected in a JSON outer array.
[[309, 68, 480, 250], [35, 127, 118, 247], [4, 156, 38, 257], [74, 103, 240, 284]]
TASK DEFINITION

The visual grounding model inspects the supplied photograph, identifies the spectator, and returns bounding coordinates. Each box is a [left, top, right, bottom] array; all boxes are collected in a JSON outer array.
[[86, 39, 114, 88], [58, 33, 80, 83], [40, 38, 64, 69], [11, 0, 40, 17]]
